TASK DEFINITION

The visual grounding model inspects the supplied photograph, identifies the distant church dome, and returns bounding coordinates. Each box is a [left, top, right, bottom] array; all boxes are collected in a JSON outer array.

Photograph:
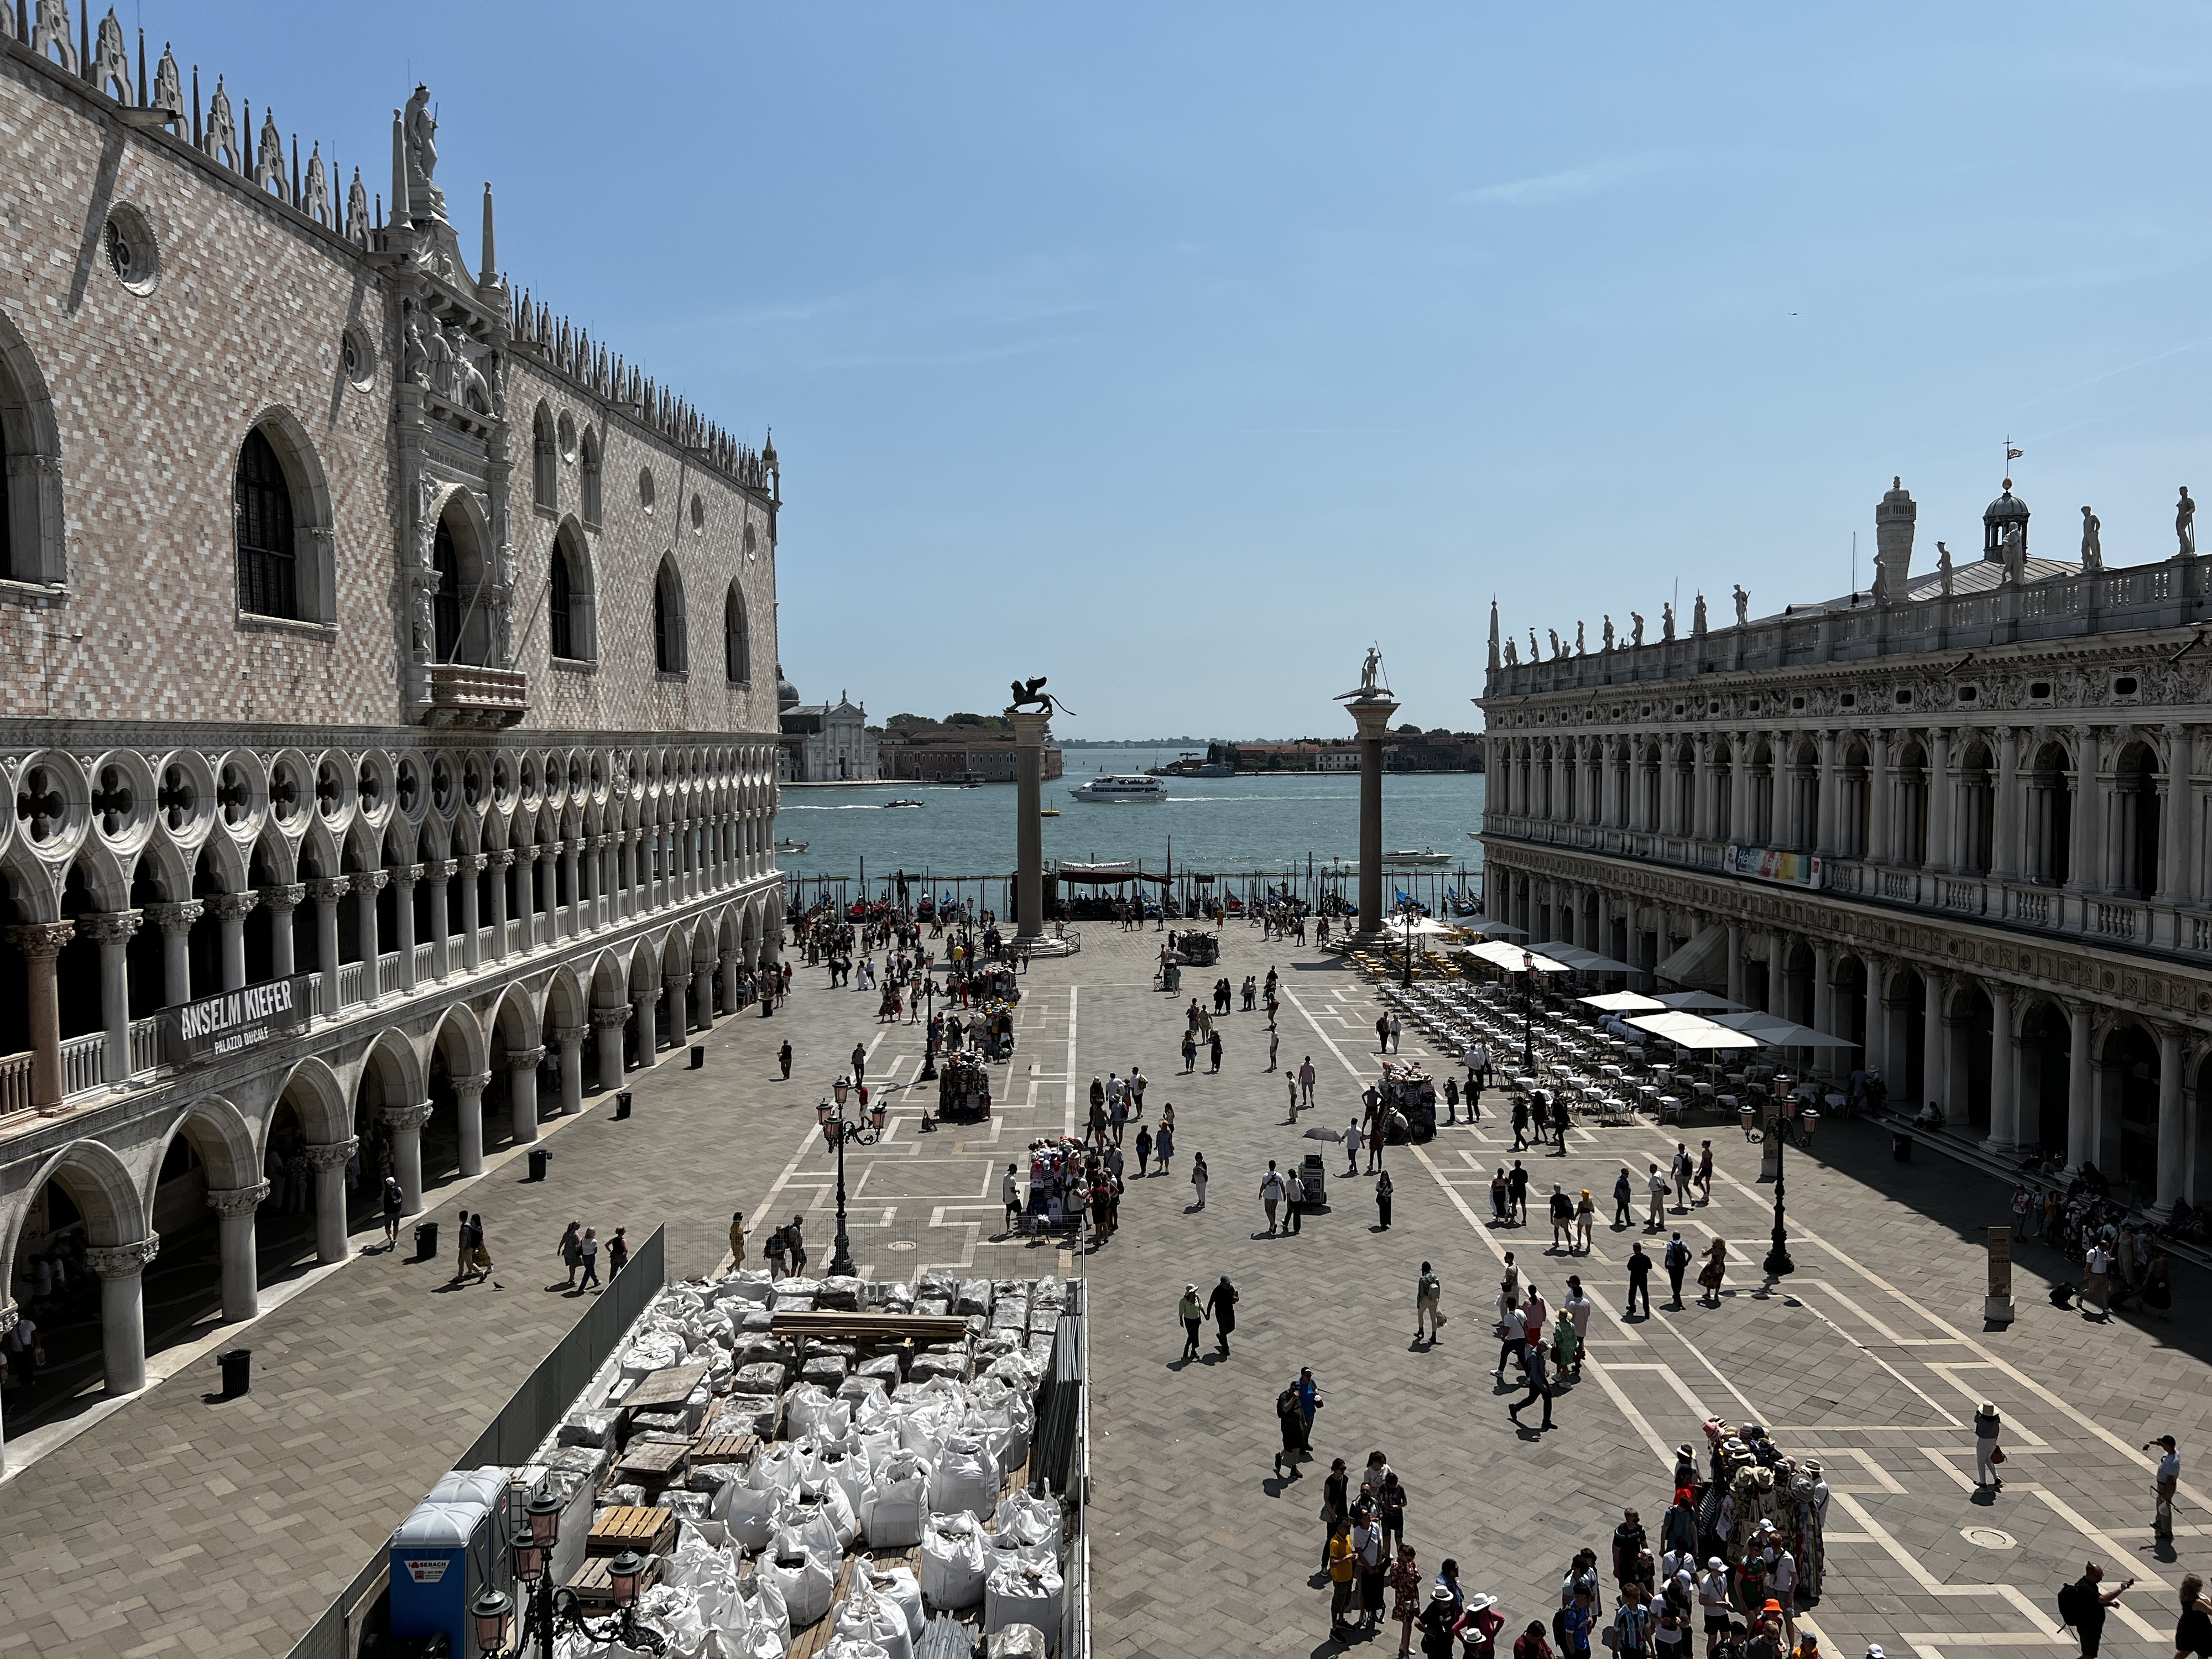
[[1983, 480, 2029, 560], [777, 665, 800, 712]]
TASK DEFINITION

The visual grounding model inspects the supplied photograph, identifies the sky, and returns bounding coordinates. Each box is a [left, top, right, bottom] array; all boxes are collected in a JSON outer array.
[[163, 2, 2212, 737]]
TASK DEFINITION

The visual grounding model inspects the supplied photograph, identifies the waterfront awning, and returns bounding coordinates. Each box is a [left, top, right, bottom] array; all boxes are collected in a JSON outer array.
[[1579, 991, 1667, 1013], [1462, 941, 1574, 973], [1625, 1011, 1764, 1051]]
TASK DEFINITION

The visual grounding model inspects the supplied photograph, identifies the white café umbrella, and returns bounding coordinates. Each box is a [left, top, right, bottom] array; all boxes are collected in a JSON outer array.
[[1579, 990, 1667, 1013], [1709, 1013, 1861, 1050], [1532, 942, 1639, 974], [1625, 1011, 1765, 1051], [1652, 990, 1746, 1013], [1464, 941, 1573, 974]]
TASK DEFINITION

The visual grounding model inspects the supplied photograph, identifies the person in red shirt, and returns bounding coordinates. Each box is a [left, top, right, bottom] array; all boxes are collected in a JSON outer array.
[[1517, 1621, 1557, 1659]]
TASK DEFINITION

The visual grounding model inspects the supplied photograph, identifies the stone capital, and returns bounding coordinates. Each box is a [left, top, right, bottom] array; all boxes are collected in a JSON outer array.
[[353, 869, 391, 894], [144, 900, 204, 936], [487, 848, 516, 870], [304, 876, 352, 904], [451, 1070, 492, 1099], [549, 1024, 589, 1048], [0, 1300, 15, 1338], [206, 1181, 271, 1217], [457, 853, 488, 875], [393, 863, 425, 889], [258, 883, 307, 914], [505, 1045, 547, 1071], [85, 1237, 161, 1279], [383, 1100, 436, 1133], [432, 859, 460, 880], [304, 1138, 359, 1171], [207, 891, 260, 924], [591, 1004, 633, 1030], [7, 919, 76, 959], [76, 909, 143, 945]]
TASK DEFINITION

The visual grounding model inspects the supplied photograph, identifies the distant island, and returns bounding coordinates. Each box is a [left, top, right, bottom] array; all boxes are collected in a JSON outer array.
[[863, 717, 1482, 774]]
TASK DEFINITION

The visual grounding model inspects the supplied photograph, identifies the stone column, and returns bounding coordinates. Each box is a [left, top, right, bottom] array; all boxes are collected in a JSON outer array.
[[8, 921, 74, 1112], [1815, 731, 1839, 854], [591, 836, 613, 928], [1349, 693, 1400, 937], [1010, 708, 1050, 937], [1925, 727, 1954, 873], [551, 1026, 587, 1114], [383, 1102, 434, 1215], [2070, 727, 2104, 895], [1725, 920, 1745, 1006], [1923, 969, 1953, 1120], [487, 849, 514, 961], [145, 900, 202, 1007], [1692, 734, 1715, 841], [1811, 941, 1835, 1035], [427, 859, 455, 979], [538, 844, 560, 948], [1985, 983, 2018, 1152], [633, 985, 660, 1066], [0, 1301, 14, 1473], [304, 878, 348, 1012], [2159, 724, 2192, 904], [592, 1004, 631, 1088], [456, 853, 484, 969], [259, 883, 304, 976], [304, 1138, 357, 1262], [206, 1181, 269, 1321], [505, 1046, 546, 1144], [1866, 731, 1892, 864], [1767, 929, 1792, 1018], [692, 963, 714, 1031], [79, 911, 142, 1084], [2157, 1024, 2185, 1214], [2065, 1001, 2095, 1170], [562, 837, 583, 937], [720, 948, 743, 1016], [1992, 729, 2022, 880], [86, 1237, 160, 1395], [393, 865, 421, 993], [453, 1071, 490, 1175], [208, 892, 258, 990], [354, 870, 388, 1003], [664, 969, 693, 1039]]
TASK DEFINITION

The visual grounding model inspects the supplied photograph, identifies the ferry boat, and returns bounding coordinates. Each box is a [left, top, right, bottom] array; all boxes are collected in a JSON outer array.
[[774, 837, 808, 854], [1070, 774, 1166, 804], [1381, 848, 1453, 867], [884, 799, 925, 809]]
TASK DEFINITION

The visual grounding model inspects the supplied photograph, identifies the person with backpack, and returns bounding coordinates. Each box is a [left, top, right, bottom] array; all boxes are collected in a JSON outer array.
[[1286, 1167, 1306, 1234], [1665, 1233, 1693, 1309], [1274, 1380, 1308, 1476], [1550, 1184, 1576, 1251], [2058, 1562, 2133, 1659], [2174, 1573, 2212, 1659], [1260, 1161, 1287, 1234], [1416, 1261, 1444, 1343]]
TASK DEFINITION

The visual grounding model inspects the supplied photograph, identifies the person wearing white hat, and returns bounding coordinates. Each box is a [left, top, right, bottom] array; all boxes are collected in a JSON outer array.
[[1864, 1647, 1887, 1659], [1973, 1401, 2003, 1490], [1698, 1558, 1731, 1657]]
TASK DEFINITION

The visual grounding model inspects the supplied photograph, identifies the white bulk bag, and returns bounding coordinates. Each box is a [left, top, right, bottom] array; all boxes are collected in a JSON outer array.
[[637, 1584, 708, 1653], [661, 1524, 726, 1590], [859, 1566, 926, 1641], [724, 1483, 785, 1553], [820, 1643, 890, 1659], [717, 1268, 778, 1304], [918, 1512, 988, 1609], [992, 1491, 1060, 1550], [983, 1557, 1064, 1639], [818, 1445, 874, 1516], [748, 1444, 804, 1498], [834, 1586, 915, 1659], [762, 1537, 836, 1628], [787, 1483, 859, 1551], [750, 1575, 793, 1652], [860, 1451, 931, 1548], [787, 1384, 853, 1442], [927, 1435, 1000, 1520], [990, 1624, 1047, 1659]]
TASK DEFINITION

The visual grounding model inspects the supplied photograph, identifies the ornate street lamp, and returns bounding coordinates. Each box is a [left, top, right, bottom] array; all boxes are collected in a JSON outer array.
[[818, 1080, 884, 1279], [1764, 1109, 1796, 1280]]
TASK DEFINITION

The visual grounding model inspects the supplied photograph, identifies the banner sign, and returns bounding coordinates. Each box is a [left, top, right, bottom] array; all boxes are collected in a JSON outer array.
[[1725, 846, 1824, 889], [165, 973, 313, 1064]]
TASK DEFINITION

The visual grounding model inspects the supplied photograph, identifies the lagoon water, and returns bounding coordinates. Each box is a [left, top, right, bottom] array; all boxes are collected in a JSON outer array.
[[776, 745, 1486, 893]]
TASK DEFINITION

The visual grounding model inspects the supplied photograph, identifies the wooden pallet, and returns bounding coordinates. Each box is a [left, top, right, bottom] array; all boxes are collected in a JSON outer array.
[[613, 1438, 691, 1490], [587, 1505, 676, 1559], [622, 1363, 711, 1418], [692, 1433, 758, 1467], [564, 1550, 664, 1610]]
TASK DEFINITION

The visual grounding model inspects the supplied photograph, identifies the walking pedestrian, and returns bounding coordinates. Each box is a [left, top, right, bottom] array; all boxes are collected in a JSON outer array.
[[2148, 1436, 2182, 1544], [1698, 1236, 1728, 1306], [1368, 1113, 1388, 1175], [1698, 1560, 1731, 1658], [1696, 1141, 1714, 1205], [1328, 1514, 1360, 1639], [728, 1211, 747, 1269], [468, 1213, 494, 1282], [1416, 1260, 1443, 1342], [1378, 1471, 1409, 1554], [606, 1227, 628, 1277], [784, 1215, 807, 1275], [1510, 1160, 1530, 1224], [1301, 1056, 1317, 1107], [1208, 1029, 1223, 1073], [1550, 1183, 1575, 1251], [1297, 1365, 1323, 1454], [1614, 1166, 1635, 1227], [1376, 1170, 1395, 1229], [1973, 1401, 2003, 1490], [382, 1176, 404, 1249], [1665, 1233, 1691, 1309], [1508, 1336, 1554, 1429], [1178, 1284, 1203, 1359], [453, 1208, 474, 1282], [1185, 1146, 1201, 1202], [2058, 1563, 2132, 1659], [1553, 1093, 1572, 1152], [2174, 1574, 2212, 1659], [1646, 1162, 1670, 1230], [1626, 1243, 1653, 1317], [1563, 1275, 1594, 1352], [1495, 1285, 1528, 1381], [1575, 1188, 1596, 1253], [1673, 1144, 1693, 1211], [1206, 1274, 1239, 1355], [1377, 1013, 1391, 1055], [1275, 1376, 1309, 1475], [1393, 1545, 1425, 1657], [1261, 1160, 1286, 1234], [1270, 1025, 1281, 1071], [2085, 1237, 2114, 1319], [1003, 1164, 1024, 1233], [1512, 1095, 1531, 1151], [1347, 1114, 1365, 1176], [1388, 1013, 1402, 1054], [1182, 1031, 1198, 1072], [1287, 1166, 1306, 1234], [1158, 1122, 1176, 1175], [1135, 1123, 1154, 1176], [1288, 1074, 1301, 1118], [559, 1220, 583, 1287], [778, 1039, 792, 1080]]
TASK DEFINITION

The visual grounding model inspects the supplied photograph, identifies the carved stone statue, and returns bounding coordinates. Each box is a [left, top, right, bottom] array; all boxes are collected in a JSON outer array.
[[150, 44, 182, 121], [1937, 539, 1953, 596], [2180, 486, 2197, 557], [206, 76, 239, 171], [1008, 676, 1068, 717], [1503, 638, 1518, 666], [1692, 593, 1708, 635], [1601, 615, 1615, 651], [1528, 628, 1539, 661], [303, 144, 331, 228], [401, 316, 429, 386], [482, 349, 506, 418], [1547, 628, 1561, 660], [33, 0, 77, 72], [1661, 602, 1675, 642], [345, 168, 370, 247], [2001, 521, 2026, 583], [1732, 584, 1749, 627], [446, 328, 491, 414], [425, 325, 456, 400], [2080, 505, 2103, 571], [1630, 611, 1645, 647], [253, 108, 286, 202], [1573, 621, 1585, 655], [92, 8, 129, 101], [1358, 645, 1383, 695], [403, 84, 449, 227]]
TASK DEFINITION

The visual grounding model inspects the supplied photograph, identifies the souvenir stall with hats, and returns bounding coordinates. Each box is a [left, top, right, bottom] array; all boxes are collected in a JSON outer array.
[[1017, 1138, 1095, 1234], [1376, 1062, 1438, 1142], [1689, 1417, 1829, 1614], [935, 1052, 995, 1121]]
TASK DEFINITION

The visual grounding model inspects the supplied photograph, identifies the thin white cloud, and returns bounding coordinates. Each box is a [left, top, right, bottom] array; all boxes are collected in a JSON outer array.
[[1458, 150, 1682, 207]]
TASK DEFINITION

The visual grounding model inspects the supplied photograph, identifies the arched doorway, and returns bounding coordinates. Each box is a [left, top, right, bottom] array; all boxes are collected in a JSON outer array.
[[2104, 1024, 2159, 1194], [2021, 1001, 2072, 1157], [4, 1140, 150, 1414], [1949, 983, 1994, 1131]]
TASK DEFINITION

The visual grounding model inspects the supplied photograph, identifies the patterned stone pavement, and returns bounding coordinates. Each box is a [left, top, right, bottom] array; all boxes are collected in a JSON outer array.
[[2, 917, 2209, 1659]]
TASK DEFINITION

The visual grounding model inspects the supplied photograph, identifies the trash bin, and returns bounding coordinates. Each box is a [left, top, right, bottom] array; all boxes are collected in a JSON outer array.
[[217, 1348, 251, 1396], [689, 1044, 705, 1070], [526, 1148, 550, 1182], [1891, 1131, 1912, 1163], [415, 1219, 439, 1260], [615, 1090, 634, 1120]]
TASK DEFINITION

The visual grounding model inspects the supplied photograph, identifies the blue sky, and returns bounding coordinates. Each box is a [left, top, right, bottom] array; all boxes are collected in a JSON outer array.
[[173, 2, 2212, 735]]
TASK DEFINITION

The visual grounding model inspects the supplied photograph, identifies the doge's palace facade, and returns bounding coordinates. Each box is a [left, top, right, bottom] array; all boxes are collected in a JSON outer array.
[[0, 13, 784, 1457]]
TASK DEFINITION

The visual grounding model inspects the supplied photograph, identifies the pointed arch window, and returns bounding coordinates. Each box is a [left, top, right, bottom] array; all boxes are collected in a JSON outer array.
[[653, 559, 687, 675], [550, 541, 575, 659], [235, 427, 297, 618], [532, 403, 556, 512], [580, 427, 603, 528], [432, 518, 462, 660], [724, 583, 749, 684]]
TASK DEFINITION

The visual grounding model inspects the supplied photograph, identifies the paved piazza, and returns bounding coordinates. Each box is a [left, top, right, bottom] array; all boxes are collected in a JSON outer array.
[[1, 924, 2206, 1658]]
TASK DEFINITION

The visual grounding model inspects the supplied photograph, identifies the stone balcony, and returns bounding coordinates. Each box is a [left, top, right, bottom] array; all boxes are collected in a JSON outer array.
[[420, 663, 529, 728]]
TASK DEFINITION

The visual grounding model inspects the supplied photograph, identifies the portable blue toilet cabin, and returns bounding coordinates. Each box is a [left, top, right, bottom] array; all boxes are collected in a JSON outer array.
[[388, 1499, 494, 1655]]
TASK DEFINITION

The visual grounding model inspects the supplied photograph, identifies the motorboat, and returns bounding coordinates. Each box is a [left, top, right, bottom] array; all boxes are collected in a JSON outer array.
[[884, 799, 925, 809], [1381, 848, 1452, 867], [773, 837, 808, 854], [1070, 775, 1166, 803]]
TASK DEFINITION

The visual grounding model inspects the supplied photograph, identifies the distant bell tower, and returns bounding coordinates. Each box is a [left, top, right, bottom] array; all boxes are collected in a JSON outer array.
[[1874, 476, 1915, 600], [1983, 479, 2030, 561]]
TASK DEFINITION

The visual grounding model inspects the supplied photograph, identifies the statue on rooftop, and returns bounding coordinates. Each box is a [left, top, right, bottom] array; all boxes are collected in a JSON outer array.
[[1937, 540, 1953, 596], [403, 84, 450, 227], [2180, 486, 2197, 557], [1547, 628, 1561, 660], [1574, 621, 1585, 655], [1733, 585, 1750, 627], [1661, 602, 1675, 642], [1601, 615, 1615, 651], [2080, 506, 2103, 571], [1692, 593, 1708, 635], [1630, 612, 1645, 647], [1503, 638, 1518, 666], [2001, 521, 2026, 583]]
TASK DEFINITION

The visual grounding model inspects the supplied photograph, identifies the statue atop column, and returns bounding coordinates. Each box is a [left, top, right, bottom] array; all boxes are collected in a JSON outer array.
[[1601, 615, 1615, 651], [2080, 505, 2103, 571], [403, 84, 450, 228]]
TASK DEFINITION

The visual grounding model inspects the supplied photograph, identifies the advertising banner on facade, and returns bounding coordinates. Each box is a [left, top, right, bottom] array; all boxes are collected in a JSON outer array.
[[164, 973, 314, 1064], [1725, 846, 1824, 888]]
